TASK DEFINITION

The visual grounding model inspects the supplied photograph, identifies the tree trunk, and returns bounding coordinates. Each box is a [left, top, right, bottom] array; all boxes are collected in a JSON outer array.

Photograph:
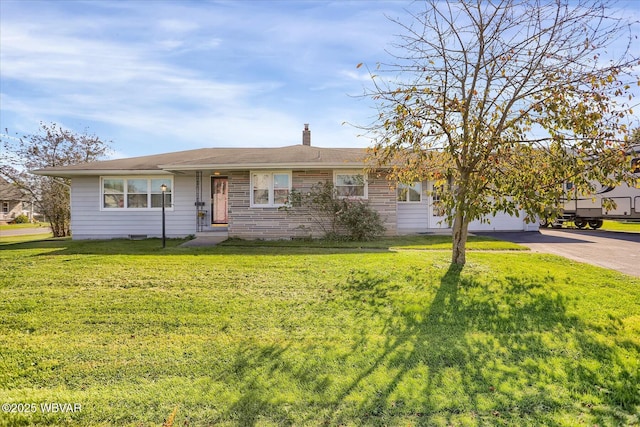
[[451, 210, 469, 266], [51, 216, 63, 238]]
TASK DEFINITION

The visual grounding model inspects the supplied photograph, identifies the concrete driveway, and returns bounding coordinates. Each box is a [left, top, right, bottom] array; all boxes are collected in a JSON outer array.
[[476, 229, 640, 277]]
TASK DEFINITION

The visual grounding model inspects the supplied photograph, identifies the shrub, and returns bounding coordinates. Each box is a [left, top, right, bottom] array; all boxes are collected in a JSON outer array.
[[284, 181, 385, 241], [335, 198, 386, 241], [12, 214, 30, 224]]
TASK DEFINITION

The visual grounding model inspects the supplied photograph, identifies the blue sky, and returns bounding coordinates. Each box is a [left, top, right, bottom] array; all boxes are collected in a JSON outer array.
[[1, 0, 639, 160], [1, 0, 411, 158]]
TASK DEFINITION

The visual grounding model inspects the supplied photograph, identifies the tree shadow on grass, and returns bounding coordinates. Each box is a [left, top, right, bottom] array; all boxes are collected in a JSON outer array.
[[218, 263, 639, 426], [15, 238, 398, 257], [8, 234, 503, 257], [347, 265, 638, 425], [222, 344, 299, 426]]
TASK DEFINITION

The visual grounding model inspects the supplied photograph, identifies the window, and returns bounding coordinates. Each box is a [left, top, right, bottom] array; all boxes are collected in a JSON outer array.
[[334, 171, 367, 198], [1, 202, 8, 213], [102, 177, 172, 209], [127, 179, 148, 208], [103, 178, 124, 208], [151, 179, 173, 208], [397, 182, 422, 202], [250, 171, 291, 207], [273, 173, 290, 205]]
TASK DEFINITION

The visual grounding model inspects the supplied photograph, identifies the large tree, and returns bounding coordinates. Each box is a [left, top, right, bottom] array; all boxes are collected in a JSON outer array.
[[1, 122, 111, 237], [363, 0, 638, 265]]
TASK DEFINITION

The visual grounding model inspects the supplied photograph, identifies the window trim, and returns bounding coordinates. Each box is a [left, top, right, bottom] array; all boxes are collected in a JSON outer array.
[[397, 182, 422, 203], [100, 176, 174, 211], [333, 170, 368, 199], [127, 178, 150, 209], [250, 170, 292, 208]]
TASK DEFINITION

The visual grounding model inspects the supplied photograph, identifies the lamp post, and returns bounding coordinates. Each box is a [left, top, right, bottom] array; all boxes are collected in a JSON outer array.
[[160, 183, 167, 248]]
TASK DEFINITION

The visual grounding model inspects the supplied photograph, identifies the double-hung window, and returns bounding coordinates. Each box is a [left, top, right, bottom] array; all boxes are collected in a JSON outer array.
[[150, 179, 172, 208], [127, 179, 148, 208], [397, 182, 422, 202], [103, 178, 125, 208], [251, 171, 291, 207], [102, 177, 172, 209], [334, 171, 367, 198]]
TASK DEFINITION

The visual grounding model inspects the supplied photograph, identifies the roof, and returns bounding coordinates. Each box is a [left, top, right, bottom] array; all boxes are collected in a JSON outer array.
[[32, 145, 371, 177], [0, 177, 28, 201]]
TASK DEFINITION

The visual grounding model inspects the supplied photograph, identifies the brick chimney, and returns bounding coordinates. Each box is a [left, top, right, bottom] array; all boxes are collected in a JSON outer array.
[[302, 123, 311, 146]]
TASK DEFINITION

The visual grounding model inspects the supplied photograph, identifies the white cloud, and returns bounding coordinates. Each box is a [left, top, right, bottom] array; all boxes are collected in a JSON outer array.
[[157, 19, 199, 33], [157, 39, 186, 51], [0, 0, 406, 155]]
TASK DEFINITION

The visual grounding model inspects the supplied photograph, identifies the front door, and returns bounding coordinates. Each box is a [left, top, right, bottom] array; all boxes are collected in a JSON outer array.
[[211, 177, 228, 225]]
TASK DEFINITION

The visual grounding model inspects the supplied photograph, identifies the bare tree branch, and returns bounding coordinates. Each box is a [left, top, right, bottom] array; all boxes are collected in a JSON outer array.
[[358, 0, 639, 265], [1, 122, 111, 237]]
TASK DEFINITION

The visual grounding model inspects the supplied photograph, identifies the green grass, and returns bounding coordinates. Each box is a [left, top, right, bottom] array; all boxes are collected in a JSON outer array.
[[220, 234, 526, 251], [0, 236, 639, 426], [0, 234, 54, 245], [558, 220, 640, 233], [0, 223, 49, 231], [600, 220, 640, 233], [0, 223, 52, 245]]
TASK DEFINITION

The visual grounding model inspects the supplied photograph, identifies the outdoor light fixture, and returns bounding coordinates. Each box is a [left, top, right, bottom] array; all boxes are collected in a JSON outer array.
[[160, 184, 167, 248]]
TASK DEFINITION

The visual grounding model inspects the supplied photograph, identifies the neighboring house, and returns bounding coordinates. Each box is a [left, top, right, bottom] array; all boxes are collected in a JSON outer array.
[[0, 177, 31, 224], [33, 125, 538, 240]]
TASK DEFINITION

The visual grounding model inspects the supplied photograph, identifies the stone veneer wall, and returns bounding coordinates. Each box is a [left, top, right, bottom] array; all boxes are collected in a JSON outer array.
[[227, 169, 397, 239], [367, 171, 398, 236]]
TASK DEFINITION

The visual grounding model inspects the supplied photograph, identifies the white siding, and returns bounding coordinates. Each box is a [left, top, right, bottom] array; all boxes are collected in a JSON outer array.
[[70, 175, 196, 239], [396, 181, 449, 233], [395, 181, 537, 233], [69, 173, 538, 239], [468, 211, 534, 232], [397, 202, 429, 233]]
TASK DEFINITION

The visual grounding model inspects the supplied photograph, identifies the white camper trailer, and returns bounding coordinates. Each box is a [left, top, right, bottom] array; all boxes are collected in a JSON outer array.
[[542, 156, 640, 229]]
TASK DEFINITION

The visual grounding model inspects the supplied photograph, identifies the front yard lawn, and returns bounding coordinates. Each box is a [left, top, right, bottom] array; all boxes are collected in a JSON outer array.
[[600, 220, 640, 233], [0, 223, 49, 231], [0, 236, 638, 426], [555, 220, 640, 233]]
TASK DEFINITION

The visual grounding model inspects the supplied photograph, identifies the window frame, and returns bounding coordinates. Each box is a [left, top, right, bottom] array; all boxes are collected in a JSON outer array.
[[100, 176, 174, 211], [333, 170, 368, 199], [127, 178, 150, 209], [250, 171, 292, 208], [397, 182, 422, 203]]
